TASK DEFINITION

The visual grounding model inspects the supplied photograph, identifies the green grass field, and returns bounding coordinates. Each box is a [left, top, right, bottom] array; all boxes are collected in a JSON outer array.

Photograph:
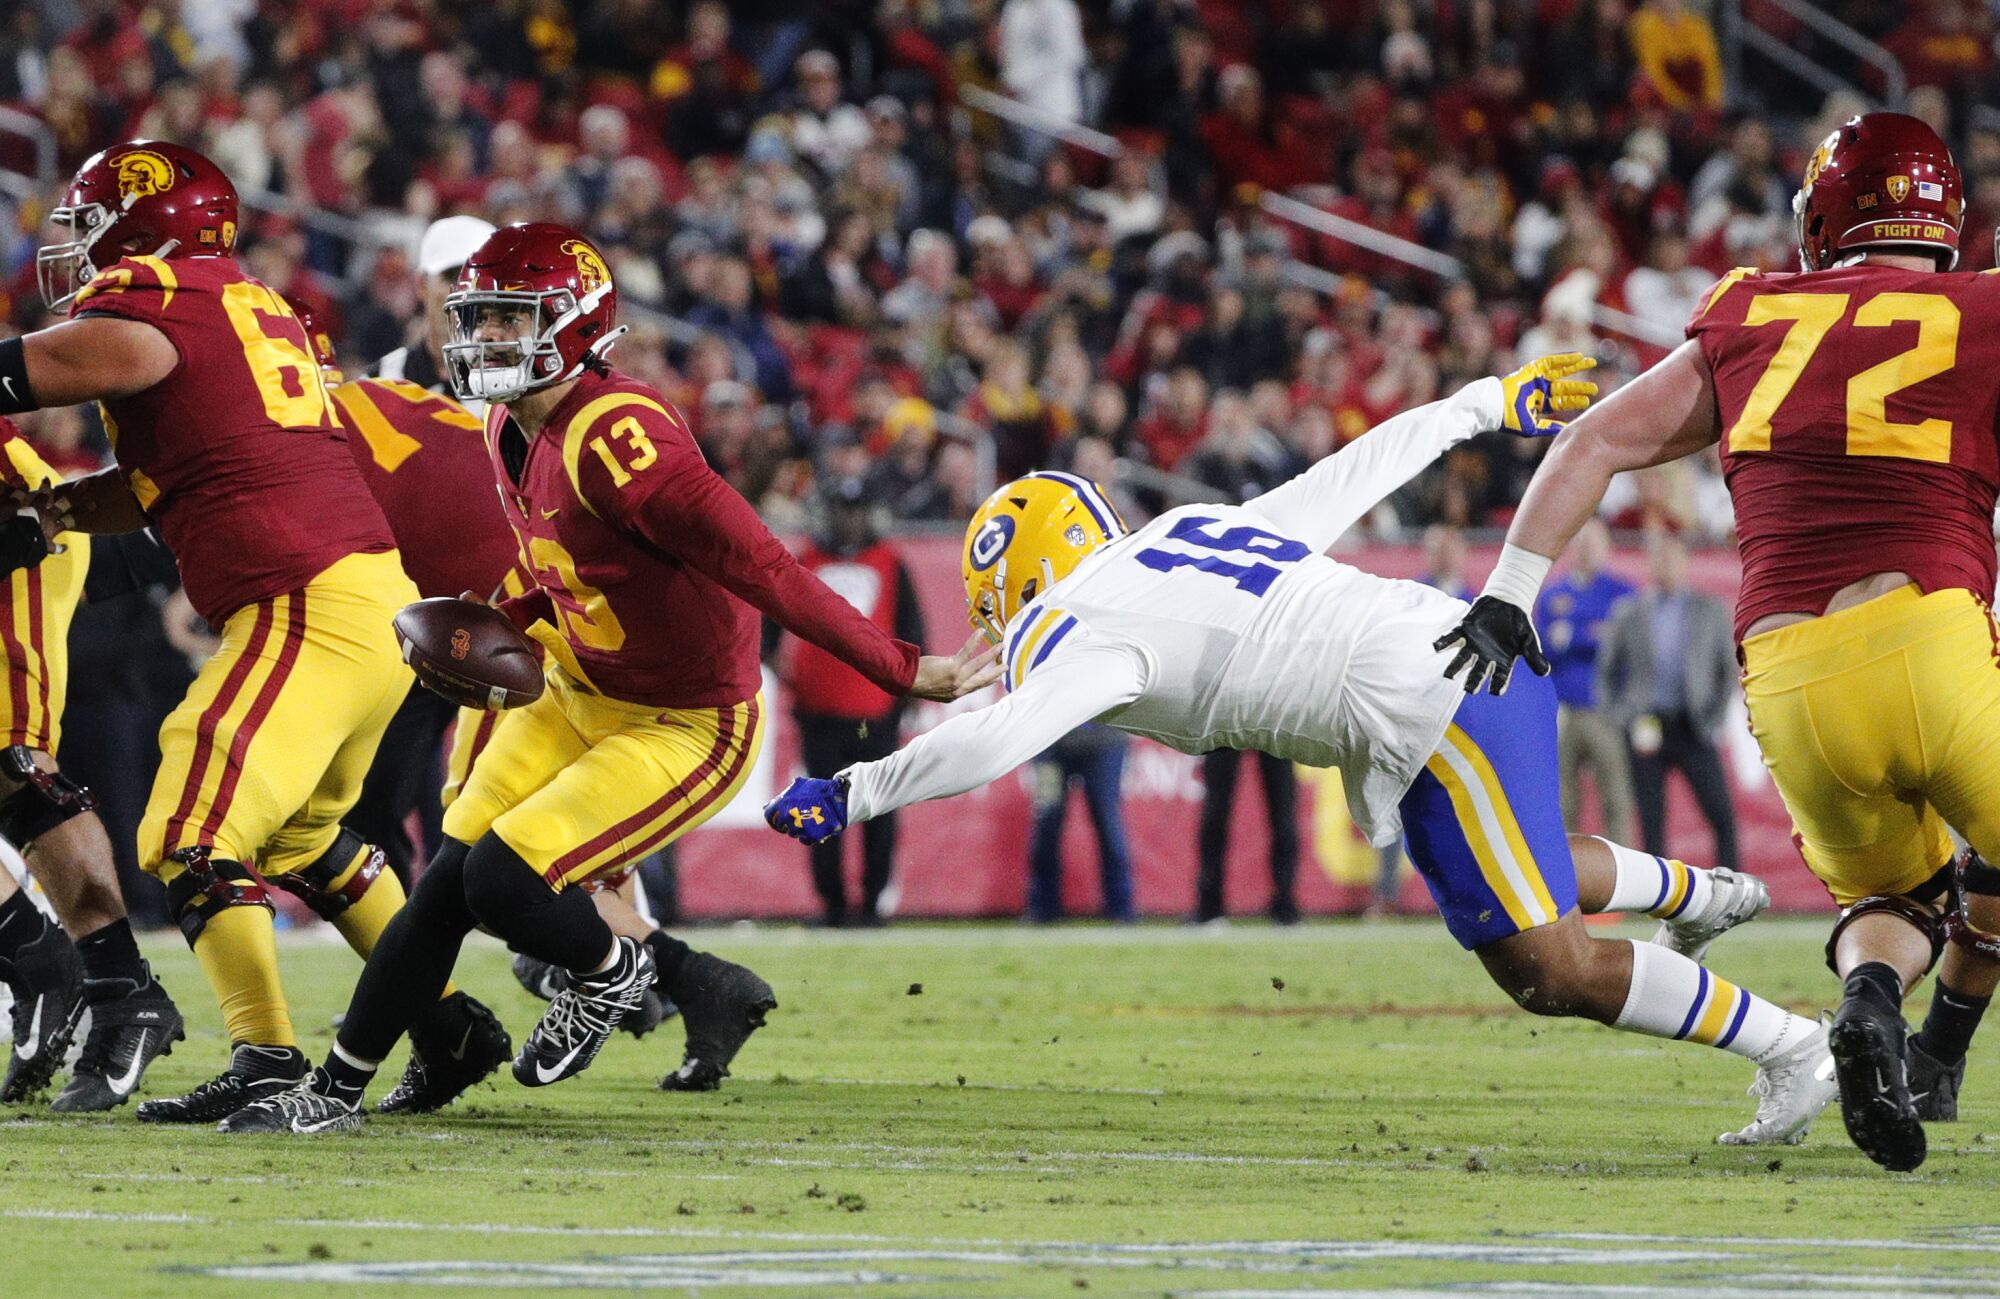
[[6, 916, 2000, 1297]]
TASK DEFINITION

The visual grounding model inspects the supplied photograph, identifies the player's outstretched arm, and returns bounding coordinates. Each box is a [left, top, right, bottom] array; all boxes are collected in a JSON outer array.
[[1435, 341, 1719, 696], [0, 316, 178, 413], [1243, 354, 1595, 553], [766, 642, 1144, 842]]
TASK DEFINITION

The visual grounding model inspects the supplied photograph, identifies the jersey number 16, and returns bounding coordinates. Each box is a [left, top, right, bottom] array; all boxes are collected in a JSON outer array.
[[1134, 516, 1308, 595]]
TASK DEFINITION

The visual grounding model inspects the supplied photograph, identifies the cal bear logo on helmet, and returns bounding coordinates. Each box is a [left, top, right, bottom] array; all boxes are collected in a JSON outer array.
[[114, 149, 176, 202], [968, 515, 1015, 571], [562, 239, 610, 293]]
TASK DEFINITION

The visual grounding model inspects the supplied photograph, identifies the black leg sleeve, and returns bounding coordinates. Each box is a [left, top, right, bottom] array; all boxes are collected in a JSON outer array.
[[336, 838, 476, 1063], [461, 832, 615, 973], [1260, 752, 1300, 905]]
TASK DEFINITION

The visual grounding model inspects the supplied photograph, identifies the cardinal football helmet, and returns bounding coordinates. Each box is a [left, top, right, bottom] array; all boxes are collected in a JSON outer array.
[[37, 140, 239, 309], [443, 223, 624, 403], [1794, 113, 1962, 272]]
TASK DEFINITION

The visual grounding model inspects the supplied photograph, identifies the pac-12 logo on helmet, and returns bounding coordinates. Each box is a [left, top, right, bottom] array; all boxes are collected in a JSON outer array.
[[113, 149, 176, 201], [562, 239, 611, 293]]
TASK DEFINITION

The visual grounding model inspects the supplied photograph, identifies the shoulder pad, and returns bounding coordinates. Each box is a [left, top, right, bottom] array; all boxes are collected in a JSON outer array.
[[1003, 604, 1085, 692], [73, 254, 182, 315], [1686, 266, 1761, 335]]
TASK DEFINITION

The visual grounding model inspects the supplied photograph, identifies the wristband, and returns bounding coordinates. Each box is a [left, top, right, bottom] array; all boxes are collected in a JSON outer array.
[[0, 337, 35, 416], [1481, 543, 1554, 612]]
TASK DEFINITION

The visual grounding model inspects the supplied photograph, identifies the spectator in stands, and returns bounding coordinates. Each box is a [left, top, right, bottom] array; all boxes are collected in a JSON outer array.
[[790, 49, 870, 179], [999, 0, 1088, 153], [1134, 366, 1211, 474], [1627, 0, 1724, 111], [781, 479, 924, 927], [1537, 518, 1638, 841], [1599, 529, 1740, 872], [1027, 725, 1136, 923], [1624, 233, 1713, 333]]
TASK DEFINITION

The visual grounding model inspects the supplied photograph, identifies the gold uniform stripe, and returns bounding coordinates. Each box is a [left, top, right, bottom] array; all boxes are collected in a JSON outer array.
[[560, 393, 673, 516], [1010, 607, 1066, 689], [184, 593, 297, 824], [1696, 266, 1757, 321], [1443, 726, 1560, 922], [127, 254, 178, 312], [1691, 978, 1741, 1044]]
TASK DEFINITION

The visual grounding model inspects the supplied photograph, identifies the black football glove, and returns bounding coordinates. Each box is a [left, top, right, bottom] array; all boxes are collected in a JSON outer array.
[[0, 513, 51, 580], [1433, 596, 1550, 697]]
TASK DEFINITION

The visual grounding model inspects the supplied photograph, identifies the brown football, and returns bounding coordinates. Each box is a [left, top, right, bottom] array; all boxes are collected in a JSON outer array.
[[392, 597, 545, 711]]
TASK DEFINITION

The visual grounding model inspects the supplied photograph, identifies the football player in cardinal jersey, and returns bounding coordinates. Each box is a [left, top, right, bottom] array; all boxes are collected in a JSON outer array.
[[1433, 113, 2000, 1171], [0, 413, 138, 1107], [6, 141, 503, 1119], [225, 223, 997, 1134], [769, 355, 1843, 1150]]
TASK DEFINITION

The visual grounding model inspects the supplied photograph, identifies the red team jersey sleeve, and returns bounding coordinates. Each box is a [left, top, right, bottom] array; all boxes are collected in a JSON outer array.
[[1690, 264, 2000, 639], [567, 397, 920, 696]]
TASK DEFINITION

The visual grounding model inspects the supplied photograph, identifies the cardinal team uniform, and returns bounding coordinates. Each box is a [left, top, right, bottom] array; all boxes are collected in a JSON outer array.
[[451, 367, 919, 887], [333, 373, 526, 835], [70, 253, 420, 1048], [0, 418, 87, 754], [1692, 265, 2000, 905]]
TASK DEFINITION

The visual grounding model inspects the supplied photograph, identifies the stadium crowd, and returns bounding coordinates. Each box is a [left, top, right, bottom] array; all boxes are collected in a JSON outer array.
[[3, 0, 1996, 542], [0, 0, 1994, 921]]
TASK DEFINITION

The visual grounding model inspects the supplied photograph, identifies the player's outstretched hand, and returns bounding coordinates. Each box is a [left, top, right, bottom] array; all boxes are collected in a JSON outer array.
[[909, 629, 1003, 702], [1433, 596, 1550, 696], [765, 776, 849, 845], [1500, 353, 1597, 438]]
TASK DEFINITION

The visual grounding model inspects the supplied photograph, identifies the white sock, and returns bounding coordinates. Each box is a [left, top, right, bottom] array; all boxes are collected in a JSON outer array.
[[329, 1041, 380, 1073], [1613, 940, 1816, 1064], [1598, 838, 1716, 920]]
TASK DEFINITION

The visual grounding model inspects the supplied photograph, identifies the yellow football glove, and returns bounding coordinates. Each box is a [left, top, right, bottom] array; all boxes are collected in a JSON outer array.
[[1500, 352, 1598, 438]]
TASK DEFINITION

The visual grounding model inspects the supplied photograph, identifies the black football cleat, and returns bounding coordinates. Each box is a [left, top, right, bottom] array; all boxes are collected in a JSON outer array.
[[136, 1042, 308, 1124], [50, 969, 184, 1113], [512, 936, 654, 1088], [1906, 1034, 1964, 1123], [658, 951, 776, 1092], [2, 924, 86, 1103], [1829, 995, 1927, 1171], [515, 950, 674, 1036], [512, 951, 566, 1002], [377, 992, 511, 1115], [220, 1068, 364, 1135]]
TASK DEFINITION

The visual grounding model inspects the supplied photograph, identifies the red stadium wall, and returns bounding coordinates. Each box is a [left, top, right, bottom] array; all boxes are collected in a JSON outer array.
[[675, 538, 1833, 922]]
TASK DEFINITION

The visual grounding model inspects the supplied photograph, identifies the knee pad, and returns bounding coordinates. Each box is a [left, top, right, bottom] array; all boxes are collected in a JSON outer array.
[[1947, 849, 2000, 961], [0, 745, 95, 849], [1824, 859, 1955, 975], [162, 846, 273, 946], [267, 827, 385, 922]]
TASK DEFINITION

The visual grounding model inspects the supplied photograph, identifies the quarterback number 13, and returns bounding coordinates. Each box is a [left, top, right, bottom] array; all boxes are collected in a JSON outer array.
[[1134, 516, 1309, 596], [1725, 291, 1959, 463]]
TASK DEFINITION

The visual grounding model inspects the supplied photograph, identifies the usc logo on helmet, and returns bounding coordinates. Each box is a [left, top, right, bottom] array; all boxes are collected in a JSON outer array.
[[562, 239, 610, 293], [113, 149, 176, 202]]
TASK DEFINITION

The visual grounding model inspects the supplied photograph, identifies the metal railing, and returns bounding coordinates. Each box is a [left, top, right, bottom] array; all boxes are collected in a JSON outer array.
[[1258, 190, 1684, 351], [958, 85, 1126, 160], [1721, 0, 1905, 111]]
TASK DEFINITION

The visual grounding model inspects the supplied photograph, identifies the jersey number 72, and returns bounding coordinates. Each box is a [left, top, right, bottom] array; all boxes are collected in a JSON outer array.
[[1134, 516, 1308, 595], [1725, 291, 1958, 463]]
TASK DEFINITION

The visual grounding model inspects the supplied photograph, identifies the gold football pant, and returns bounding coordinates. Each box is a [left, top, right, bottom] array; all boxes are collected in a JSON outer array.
[[444, 666, 763, 890], [141, 549, 419, 1047], [1742, 585, 2000, 906]]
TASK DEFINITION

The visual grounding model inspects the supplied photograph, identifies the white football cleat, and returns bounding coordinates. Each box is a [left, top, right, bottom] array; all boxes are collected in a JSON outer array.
[[1717, 1026, 1837, 1147], [1653, 866, 1769, 964]]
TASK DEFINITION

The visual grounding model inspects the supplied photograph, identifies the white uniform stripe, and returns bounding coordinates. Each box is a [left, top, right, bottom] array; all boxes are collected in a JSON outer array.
[[1432, 731, 1551, 926]]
